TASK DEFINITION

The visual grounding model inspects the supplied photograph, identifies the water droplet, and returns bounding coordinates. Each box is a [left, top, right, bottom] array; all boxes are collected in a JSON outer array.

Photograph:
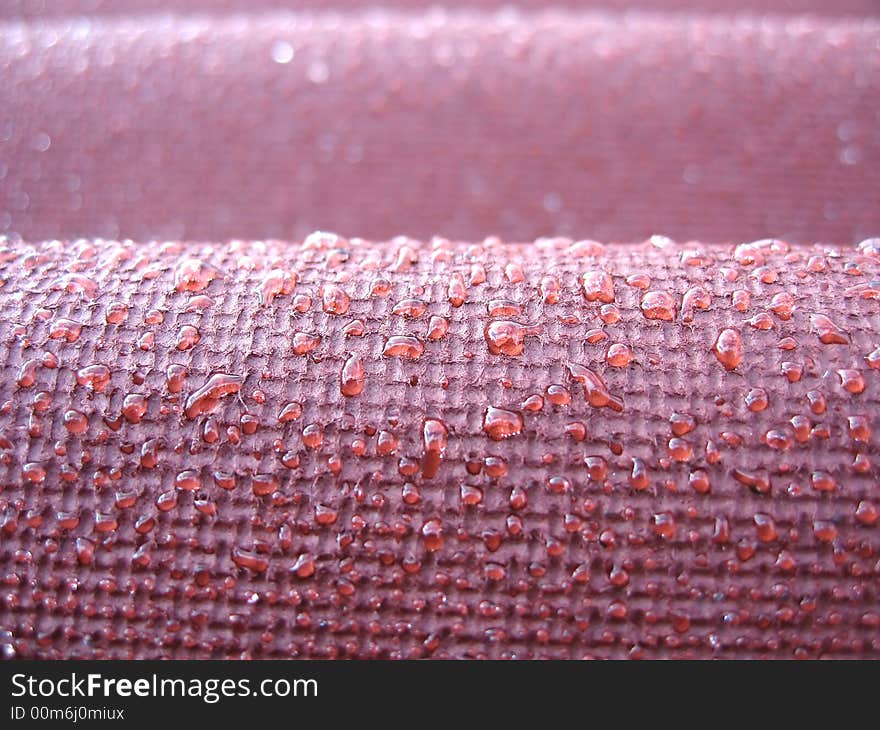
[[340, 354, 365, 396], [184, 373, 244, 419], [49, 318, 83, 343], [175, 325, 200, 351], [76, 364, 111, 393], [712, 328, 743, 371], [566, 363, 624, 412], [421, 418, 448, 478], [484, 320, 543, 356], [581, 270, 615, 303], [382, 335, 424, 359], [640, 291, 676, 321], [321, 284, 350, 315], [392, 298, 427, 318], [483, 407, 524, 440], [292, 332, 321, 355], [811, 314, 849, 345]]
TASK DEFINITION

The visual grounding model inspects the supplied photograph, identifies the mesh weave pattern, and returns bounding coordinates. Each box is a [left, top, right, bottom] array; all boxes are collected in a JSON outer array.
[[0, 235, 878, 659]]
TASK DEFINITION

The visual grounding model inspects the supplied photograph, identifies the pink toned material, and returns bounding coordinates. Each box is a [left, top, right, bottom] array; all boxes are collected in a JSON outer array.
[[1, 11, 879, 244], [0, 235, 878, 658]]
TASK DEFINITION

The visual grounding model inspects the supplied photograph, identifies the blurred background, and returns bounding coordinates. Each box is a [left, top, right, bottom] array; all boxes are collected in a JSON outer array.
[[1, 1, 878, 243]]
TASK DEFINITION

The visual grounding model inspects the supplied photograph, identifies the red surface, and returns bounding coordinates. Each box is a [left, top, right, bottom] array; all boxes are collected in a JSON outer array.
[[0, 235, 879, 659]]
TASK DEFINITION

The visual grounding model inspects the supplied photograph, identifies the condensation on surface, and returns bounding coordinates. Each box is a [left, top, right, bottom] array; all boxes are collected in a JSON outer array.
[[0, 233, 878, 659]]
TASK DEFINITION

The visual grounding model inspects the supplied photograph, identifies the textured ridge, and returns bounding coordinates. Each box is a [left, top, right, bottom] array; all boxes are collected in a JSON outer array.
[[0, 234, 878, 659]]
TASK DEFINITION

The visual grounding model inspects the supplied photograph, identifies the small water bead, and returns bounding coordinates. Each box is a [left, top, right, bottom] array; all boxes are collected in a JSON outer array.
[[231, 548, 268, 573], [392, 298, 427, 318], [847, 415, 871, 443], [581, 271, 615, 303], [382, 336, 424, 359], [321, 284, 350, 314], [63, 409, 88, 434], [175, 258, 217, 292], [745, 388, 768, 412], [343, 320, 365, 337], [278, 402, 303, 423], [806, 390, 826, 415], [421, 418, 449, 479], [105, 302, 128, 324], [837, 369, 866, 394], [769, 293, 795, 320], [753, 514, 777, 542], [48, 318, 83, 343], [509, 485, 528, 510], [606, 343, 633, 367], [667, 438, 693, 462], [733, 468, 771, 495], [34, 390, 52, 413], [539, 276, 560, 304], [184, 373, 244, 419], [712, 328, 743, 371], [292, 294, 312, 313], [185, 295, 214, 311], [260, 268, 296, 306], [629, 458, 649, 490], [747, 312, 774, 330], [421, 518, 444, 552], [599, 304, 620, 324], [144, 309, 164, 325], [584, 455, 607, 480], [447, 273, 467, 307], [640, 291, 676, 321], [76, 364, 111, 393], [487, 299, 521, 317], [811, 314, 849, 345], [376, 430, 398, 456], [483, 407, 524, 440], [175, 325, 200, 350], [484, 320, 543, 356], [504, 263, 524, 284], [52, 272, 98, 300], [732, 290, 751, 312], [626, 273, 651, 290], [302, 423, 323, 449], [566, 363, 624, 412], [340, 355, 365, 397], [811, 471, 837, 493], [651, 512, 676, 539], [292, 332, 321, 355], [290, 553, 316, 579], [426, 316, 448, 340], [689, 469, 710, 494], [855, 500, 878, 525], [240, 414, 259, 435], [140, 439, 160, 468], [17, 359, 39, 388], [121, 394, 147, 424], [166, 364, 187, 393], [137, 332, 154, 351], [521, 394, 544, 412], [545, 384, 571, 406], [681, 286, 710, 323], [865, 346, 880, 369]]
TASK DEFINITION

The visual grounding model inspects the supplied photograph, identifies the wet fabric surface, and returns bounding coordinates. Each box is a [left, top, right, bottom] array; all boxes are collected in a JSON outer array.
[[0, 235, 878, 659]]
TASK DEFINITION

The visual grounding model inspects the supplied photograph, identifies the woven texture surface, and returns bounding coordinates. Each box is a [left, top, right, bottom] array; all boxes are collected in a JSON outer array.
[[0, 234, 878, 659], [1, 11, 879, 244]]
